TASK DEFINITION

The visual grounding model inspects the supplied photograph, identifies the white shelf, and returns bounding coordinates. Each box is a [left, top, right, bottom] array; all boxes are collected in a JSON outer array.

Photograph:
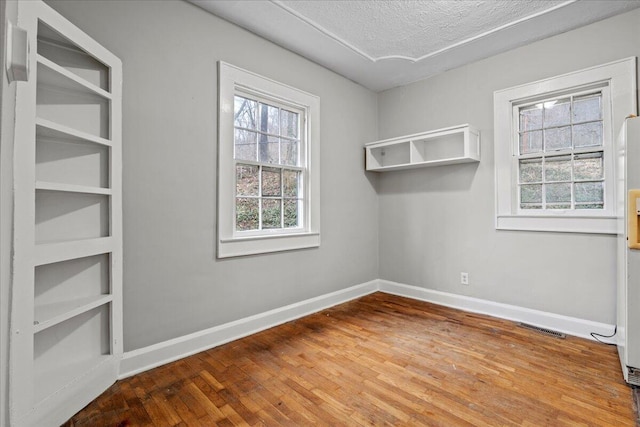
[[37, 54, 112, 100], [34, 294, 112, 333], [36, 117, 112, 147], [35, 237, 114, 266], [36, 181, 111, 195], [365, 124, 480, 172]]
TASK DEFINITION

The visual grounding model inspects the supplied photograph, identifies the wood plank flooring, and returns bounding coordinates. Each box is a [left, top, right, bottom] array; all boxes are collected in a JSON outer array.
[[63, 292, 636, 426]]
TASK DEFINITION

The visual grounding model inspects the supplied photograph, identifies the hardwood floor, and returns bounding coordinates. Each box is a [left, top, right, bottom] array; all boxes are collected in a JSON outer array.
[[63, 293, 636, 426]]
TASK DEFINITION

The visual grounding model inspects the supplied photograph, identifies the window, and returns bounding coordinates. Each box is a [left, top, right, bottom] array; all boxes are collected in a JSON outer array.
[[494, 58, 637, 234], [218, 62, 320, 258]]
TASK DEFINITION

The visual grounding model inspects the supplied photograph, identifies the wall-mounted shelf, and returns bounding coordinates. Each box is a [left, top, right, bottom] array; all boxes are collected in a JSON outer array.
[[365, 124, 480, 172]]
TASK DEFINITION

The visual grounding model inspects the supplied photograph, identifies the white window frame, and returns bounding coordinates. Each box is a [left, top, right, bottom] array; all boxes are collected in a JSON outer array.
[[218, 62, 320, 257], [494, 58, 637, 234]]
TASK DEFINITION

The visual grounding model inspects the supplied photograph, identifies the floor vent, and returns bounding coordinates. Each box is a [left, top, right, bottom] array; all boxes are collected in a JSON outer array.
[[517, 322, 566, 339]]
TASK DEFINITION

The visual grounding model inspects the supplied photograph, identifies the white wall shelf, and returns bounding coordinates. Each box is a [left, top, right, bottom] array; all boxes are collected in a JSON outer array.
[[365, 124, 480, 172], [9, 2, 123, 425], [37, 54, 112, 100], [36, 181, 112, 195], [34, 294, 112, 333], [36, 117, 113, 147]]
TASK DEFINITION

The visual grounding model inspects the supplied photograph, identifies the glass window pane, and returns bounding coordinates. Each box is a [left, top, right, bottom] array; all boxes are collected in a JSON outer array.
[[281, 138, 299, 166], [575, 181, 603, 203], [573, 152, 603, 180], [236, 164, 259, 196], [284, 199, 299, 228], [520, 184, 542, 203], [547, 204, 571, 209], [281, 109, 299, 139], [283, 170, 299, 197], [520, 106, 542, 131], [573, 94, 601, 123], [236, 198, 259, 231], [258, 135, 279, 164], [262, 167, 281, 197], [262, 199, 281, 229], [234, 96, 257, 130], [576, 203, 604, 210], [544, 155, 571, 182], [519, 158, 542, 183], [546, 183, 571, 203], [520, 203, 542, 210], [544, 98, 570, 127], [234, 129, 257, 161], [519, 131, 542, 154], [259, 103, 279, 135], [573, 122, 603, 148], [544, 126, 571, 152]]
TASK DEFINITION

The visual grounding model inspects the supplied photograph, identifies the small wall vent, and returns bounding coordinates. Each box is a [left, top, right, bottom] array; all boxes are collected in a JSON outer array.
[[627, 367, 640, 386], [517, 322, 566, 339]]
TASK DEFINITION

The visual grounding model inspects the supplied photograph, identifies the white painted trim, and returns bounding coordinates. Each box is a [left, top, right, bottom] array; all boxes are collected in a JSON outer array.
[[378, 279, 616, 342], [119, 280, 378, 379], [120, 278, 616, 380]]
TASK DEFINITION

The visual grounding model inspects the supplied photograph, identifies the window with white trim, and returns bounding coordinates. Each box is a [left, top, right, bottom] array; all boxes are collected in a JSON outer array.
[[218, 62, 320, 258], [494, 58, 637, 234]]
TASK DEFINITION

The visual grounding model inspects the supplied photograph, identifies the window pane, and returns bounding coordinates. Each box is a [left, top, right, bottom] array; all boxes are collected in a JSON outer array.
[[259, 103, 279, 135], [262, 199, 281, 229], [262, 167, 281, 196], [236, 198, 259, 231], [281, 109, 299, 138], [573, 94, 601, 123], [258, 135, 279, 164], [234, 96, 257, 130], [575, 181, 603, 203], [283, 169, 299, 197], [519, 131, 542, 154], [546, 183, 571, 203], [519, 158, 542, 183], [573, 152, 603, 180], [573, 122, 602, 148], [547, 204, 571, 209], [544, 155, 571, 182], [544, 98, 570, 127], [576, 203, 604, 210], [544, 126, 571, 151], [284, 199, 299, 228], [281, 138, 299, 166], [520, 106, 542, 131], [520, 184, 542, 203], [236, 164, 259, 196], [520, 203, 542, 209], [234, 129, 257, 161]]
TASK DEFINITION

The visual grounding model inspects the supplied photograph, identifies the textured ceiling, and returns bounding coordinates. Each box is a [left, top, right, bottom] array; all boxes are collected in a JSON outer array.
[[191, 0, 640, 91], [278, 0, 564, 61]]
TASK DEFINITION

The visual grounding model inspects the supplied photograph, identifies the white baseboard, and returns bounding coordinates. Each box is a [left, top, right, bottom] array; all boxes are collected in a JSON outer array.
[[119, 280, 378, 379], [120, 278, 616, 379], [378, 279, 616, 342]]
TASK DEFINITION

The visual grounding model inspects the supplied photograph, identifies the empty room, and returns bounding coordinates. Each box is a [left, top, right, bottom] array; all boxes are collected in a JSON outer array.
[[2, 0, 640, 425]]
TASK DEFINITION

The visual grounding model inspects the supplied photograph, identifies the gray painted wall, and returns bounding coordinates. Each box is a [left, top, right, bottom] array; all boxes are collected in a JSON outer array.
[[376, 9, 640, 324], [46, 0, 379, 351]]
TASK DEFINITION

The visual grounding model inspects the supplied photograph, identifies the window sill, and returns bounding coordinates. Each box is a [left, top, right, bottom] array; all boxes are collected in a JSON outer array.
[[218, 232, 320, 258], [496, 215, 617, 234]]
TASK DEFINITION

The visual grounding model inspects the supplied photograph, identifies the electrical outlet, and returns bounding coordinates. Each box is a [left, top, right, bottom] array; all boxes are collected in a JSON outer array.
[[461, 272, 469, 285]]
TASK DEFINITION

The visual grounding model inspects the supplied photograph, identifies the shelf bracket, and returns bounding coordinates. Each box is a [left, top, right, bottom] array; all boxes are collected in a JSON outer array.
[[6, 22, 29, 83]]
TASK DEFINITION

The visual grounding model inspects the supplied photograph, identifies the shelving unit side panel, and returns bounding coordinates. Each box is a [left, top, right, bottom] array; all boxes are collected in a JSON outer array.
[[10, 1, 41, 420], [108, 56, 123, 356]]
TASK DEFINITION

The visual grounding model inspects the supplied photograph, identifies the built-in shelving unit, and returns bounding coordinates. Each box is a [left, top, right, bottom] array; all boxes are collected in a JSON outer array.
[[365, 124, 480, 172], [10, 2, 122, 426]]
